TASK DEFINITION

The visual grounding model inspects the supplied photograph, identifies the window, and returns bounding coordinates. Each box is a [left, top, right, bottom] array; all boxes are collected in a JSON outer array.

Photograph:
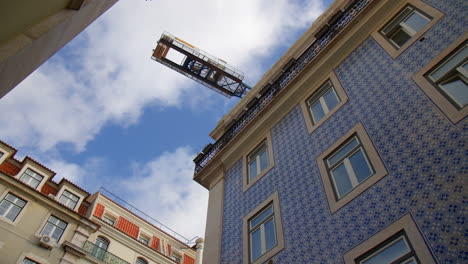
[[243, 132, 275, 191], [307, 80, 340, 125], [91, 236, 109, 260], [96, 236, 109, 250], [371, 0, 444, 58], [326, 135, 374, 199], [318, 123, 387, 213], [425, 42, 467, 109], [356, 232, 417, 264], [23, 259, 40, 264], [380, 5, 431, 49], [300, 71, 348, 133], [172, 255, 182, 263], [19, 169, 44, 189], [343, 214, 436, 264], [413, 34, 468, 123], [248, 204, 276, 262], [247, 141, 269, 183], [59, 190, 80, 209], [0, 193, 26, 222], [138, 234, 150, 245], [40, 215, 67, 242], [103, 214, 116, 226], [243, 192, 284, 264], [136, 257, 148, 264]]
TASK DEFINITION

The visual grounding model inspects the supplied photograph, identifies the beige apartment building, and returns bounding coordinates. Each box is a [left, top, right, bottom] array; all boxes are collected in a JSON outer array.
[[0, 140, 201, 264], [0, 0, 118, 99]]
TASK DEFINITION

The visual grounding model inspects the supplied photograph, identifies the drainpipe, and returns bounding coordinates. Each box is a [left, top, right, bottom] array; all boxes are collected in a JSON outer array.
[[195, 238, 204, 264]]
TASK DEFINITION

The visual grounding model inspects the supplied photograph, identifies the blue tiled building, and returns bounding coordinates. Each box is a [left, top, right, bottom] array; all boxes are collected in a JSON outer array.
[[194, 0, 467, 263]]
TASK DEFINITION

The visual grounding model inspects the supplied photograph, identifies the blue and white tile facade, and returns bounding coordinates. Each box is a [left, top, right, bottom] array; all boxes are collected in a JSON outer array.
[[219, 0, 467, 263]]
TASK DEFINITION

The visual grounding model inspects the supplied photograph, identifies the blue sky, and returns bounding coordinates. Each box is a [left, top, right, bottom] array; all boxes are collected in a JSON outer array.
[[0, 0, 333, 241]]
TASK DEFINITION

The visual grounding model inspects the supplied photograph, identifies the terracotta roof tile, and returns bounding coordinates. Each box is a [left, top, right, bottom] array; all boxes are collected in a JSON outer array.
[[0, 160, 21, 176]]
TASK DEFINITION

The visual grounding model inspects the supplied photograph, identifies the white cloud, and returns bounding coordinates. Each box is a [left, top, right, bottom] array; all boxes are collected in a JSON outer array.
[[46, 159, 87, 184], [0, 0, 324, 152], [121, 147, 208, 240]]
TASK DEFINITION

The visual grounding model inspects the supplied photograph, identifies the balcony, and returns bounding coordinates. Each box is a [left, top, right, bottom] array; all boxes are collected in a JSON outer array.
[[83, 241, 130, 264]]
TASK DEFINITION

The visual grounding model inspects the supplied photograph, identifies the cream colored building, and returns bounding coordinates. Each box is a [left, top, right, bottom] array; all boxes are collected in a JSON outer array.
[[0, 0, 118, 99], [0, 140, 200, 264]]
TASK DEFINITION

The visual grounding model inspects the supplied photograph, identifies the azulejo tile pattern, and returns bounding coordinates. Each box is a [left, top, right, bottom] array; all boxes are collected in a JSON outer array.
[[220, 0, 467, 263]]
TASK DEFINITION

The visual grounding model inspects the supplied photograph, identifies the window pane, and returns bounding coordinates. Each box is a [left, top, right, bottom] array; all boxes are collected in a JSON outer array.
[[332, 163, 353, 197], [42, 223, 54, 236], [96, 237, 109, 250], [381, 7, 413, 35], [362, 238, 410, 264], [260, 149, 269, 171], [264, 218, 277, 251], [430, 46, 468, 80], [250, 206, 273, 228], [251, 228, 262, 261], [23, 259, 39, 264], [6, 206, 20, 221], [249, 161, 258, 181], [389, 28, 412, 48], [440, 76, 468, 108], [404, 11, 430, 32], [52, 228, 63, 241], [349, 149, 373, 183], [0, 200, 10, 215], [328, 138, 359, 166], [310, 101, 326, 123], [323, 88, 339, 111]]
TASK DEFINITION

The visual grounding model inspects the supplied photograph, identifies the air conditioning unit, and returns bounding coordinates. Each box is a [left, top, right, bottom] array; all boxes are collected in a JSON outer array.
[[39, 235, 54, 249]]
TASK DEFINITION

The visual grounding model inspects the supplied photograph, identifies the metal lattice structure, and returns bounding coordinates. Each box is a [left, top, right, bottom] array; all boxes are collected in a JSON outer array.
[[151, 32, 250, 98], [193, 0, 373, 175]]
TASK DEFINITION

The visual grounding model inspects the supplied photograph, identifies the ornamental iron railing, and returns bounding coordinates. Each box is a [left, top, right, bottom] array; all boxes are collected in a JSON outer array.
[[83, 241, 130, 264], [193, 0, 372, 175]]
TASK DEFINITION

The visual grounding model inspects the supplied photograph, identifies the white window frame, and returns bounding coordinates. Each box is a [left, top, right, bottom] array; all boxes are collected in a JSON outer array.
[[138, 233, 150, 246], [248, 203, 276, 263], [413, 33, 468, 124], [357, 233, 415, 263], [247, 141, 269, 182], [307, 81, 341, 124], [318, 123, 388, 213], [22, 259, 40, 264], [300, 71, 349, 134], [58, 190, 80, 210], [243, 131, 275, 192], [380, 6, 431, 49], [102, 213, 116, 226], [344, 214, 436, 264], [425, 42, 467, 109], [135, 257, 148, 264], [0, 192, 27, 222], [371, 0, 444, 59], [19, 168, 44, 189], [39, 215, 68, 243], [243, 192, 284, 264], [326, 136, 375, 199]]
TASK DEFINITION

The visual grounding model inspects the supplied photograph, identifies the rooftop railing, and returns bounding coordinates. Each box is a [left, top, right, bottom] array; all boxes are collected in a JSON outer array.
[[99, 187, 198, 246], [193, 0, 372, 175], [83, 241, 130, 264]]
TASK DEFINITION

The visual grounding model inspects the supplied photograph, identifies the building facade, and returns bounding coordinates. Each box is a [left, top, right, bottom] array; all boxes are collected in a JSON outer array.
[[0, 140, 200, 264], [0, 0, 118, 99], [193, 0, 467, 263]]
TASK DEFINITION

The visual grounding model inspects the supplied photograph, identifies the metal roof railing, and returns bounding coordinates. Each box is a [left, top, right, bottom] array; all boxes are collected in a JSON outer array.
[[99, 187, 198, 246]]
